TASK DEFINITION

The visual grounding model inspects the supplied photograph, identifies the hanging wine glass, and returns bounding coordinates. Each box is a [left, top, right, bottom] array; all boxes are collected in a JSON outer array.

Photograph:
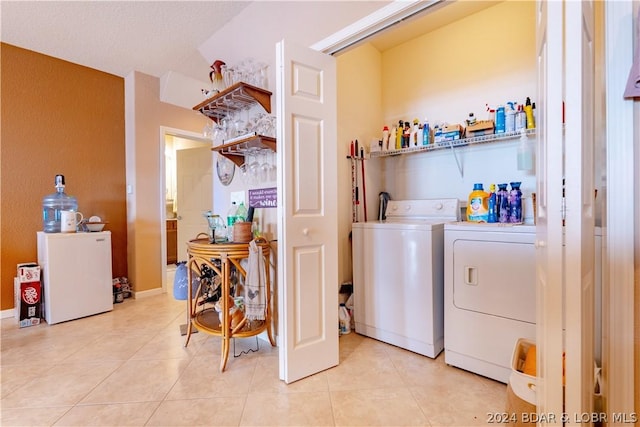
[[259, 150, 270, 182], [268, 150, 277, 182]]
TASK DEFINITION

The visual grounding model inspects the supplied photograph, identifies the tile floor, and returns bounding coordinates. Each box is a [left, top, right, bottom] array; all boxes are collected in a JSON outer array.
[[1, 284, 507, 426]]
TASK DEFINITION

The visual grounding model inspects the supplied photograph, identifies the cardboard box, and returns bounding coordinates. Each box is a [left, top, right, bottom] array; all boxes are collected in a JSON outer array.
[[466, 120, 495, 138], [15, 263, 42, 328], [434, 124, 464, 144], [442, 123, 464, 134]]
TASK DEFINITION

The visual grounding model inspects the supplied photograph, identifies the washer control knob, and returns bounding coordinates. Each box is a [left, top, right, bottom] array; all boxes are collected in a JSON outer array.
[[435, 202, 443, 210]]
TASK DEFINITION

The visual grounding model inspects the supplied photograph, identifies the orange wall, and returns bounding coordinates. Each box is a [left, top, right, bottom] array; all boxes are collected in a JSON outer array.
[[0, 43, 127, 311]]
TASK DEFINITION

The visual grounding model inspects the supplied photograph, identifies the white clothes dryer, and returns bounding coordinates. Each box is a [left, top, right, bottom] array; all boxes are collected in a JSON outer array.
[[352, 199, 459, 358], [444, 223, 603, 383], [444, 222, 538, 383]]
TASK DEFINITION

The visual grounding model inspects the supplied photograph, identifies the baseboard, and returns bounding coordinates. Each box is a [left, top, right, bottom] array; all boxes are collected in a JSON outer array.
[[1, 308, 16, 319], [132, 288, 165, 299]]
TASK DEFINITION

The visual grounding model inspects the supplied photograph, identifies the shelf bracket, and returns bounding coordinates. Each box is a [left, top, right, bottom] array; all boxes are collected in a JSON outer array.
[[447, 140, 464, 177]]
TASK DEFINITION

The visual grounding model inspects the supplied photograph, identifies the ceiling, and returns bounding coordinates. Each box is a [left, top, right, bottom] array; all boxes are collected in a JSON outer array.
[[1, 1, 500, 84], [0, 1, 252, 81]]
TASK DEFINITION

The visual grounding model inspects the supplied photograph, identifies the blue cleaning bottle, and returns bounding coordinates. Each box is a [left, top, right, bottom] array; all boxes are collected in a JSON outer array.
[[487, 184, 497, 223], [497, 183, 510, 223], [495, 105, 506, 134], [422, 119, 430, 145], [509, 182, 523, 223]]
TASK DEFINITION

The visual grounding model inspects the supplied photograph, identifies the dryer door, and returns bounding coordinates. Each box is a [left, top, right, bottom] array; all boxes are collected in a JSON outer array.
[[452, 237, 535, 324]]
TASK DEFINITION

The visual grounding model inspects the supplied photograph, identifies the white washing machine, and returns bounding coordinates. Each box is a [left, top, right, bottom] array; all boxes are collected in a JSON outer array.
[[444, 222, 537, 384], [352, 199, 459, 358]]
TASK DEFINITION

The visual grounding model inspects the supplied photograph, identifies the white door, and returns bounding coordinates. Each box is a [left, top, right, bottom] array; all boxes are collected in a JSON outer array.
[[564, 0, 595, 417], [276, 40, 339, 383], [536, 0, 565, 416], [176, 147, 213, 261], [536, 0, 595, 417]]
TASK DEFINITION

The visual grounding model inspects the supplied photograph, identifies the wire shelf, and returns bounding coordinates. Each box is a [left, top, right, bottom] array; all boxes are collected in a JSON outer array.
[[370, 128, 536, 158]]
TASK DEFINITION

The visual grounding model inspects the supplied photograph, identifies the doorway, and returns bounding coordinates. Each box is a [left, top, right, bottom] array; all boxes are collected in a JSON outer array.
[[160, 127, 212, 293]]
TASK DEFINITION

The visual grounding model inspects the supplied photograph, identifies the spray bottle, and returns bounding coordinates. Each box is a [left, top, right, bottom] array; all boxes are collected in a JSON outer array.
[[505, 102, 516, 133], [517, 129, 535, 172], [515, 104, 527, 131], [495, 105, 506, 134]]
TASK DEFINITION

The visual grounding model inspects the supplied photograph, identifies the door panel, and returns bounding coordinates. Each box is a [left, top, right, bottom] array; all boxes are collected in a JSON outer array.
[[277, 40, 338, 383], [176, 147, 212, 262], [564, 0, 595, 416], [536, 0, 565, 418]]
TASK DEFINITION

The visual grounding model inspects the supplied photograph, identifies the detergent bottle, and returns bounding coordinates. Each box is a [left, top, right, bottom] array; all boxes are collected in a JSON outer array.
[[466, 183, 489, 222]]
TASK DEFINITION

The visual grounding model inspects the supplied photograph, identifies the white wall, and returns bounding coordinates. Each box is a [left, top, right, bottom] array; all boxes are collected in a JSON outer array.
[[194, 1, 393, 243]]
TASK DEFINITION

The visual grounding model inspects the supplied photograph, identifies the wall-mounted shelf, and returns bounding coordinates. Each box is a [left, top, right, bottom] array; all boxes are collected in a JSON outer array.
[[193, 82, 275, 167], [370, 128, 536, 159], [371, 128, 536, 178], [193, 82, 272, 122], [211, 133, 276, 167]]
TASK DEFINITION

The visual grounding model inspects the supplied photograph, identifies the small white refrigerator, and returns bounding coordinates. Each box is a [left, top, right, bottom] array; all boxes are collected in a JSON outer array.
[[37, 231, 113, 324]]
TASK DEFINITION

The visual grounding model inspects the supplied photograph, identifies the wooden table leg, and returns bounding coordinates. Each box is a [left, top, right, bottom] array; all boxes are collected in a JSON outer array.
[[220, 254, 231, 372], [184, 259, 195, 347]]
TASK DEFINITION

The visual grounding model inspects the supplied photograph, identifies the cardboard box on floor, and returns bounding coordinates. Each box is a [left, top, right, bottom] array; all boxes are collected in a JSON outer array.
[[15, 263, 42, 328]]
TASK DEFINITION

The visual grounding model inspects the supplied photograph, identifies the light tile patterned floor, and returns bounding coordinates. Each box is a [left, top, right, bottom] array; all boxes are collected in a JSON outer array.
[[1, 291, 506, 426]]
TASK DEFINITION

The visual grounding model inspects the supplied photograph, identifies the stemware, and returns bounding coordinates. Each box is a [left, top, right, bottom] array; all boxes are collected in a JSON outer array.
[[248, 150, 261, 185], [259, 150, 270, 182]]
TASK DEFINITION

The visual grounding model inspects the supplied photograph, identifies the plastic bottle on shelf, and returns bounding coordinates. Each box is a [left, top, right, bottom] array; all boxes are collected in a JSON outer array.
[[524, 97, 535, 129], [402, 121, 411, 148], [487, 184, 498, 223], [42, 174, 78, 233], [509, 182, 523, 223], [505, 102, 516, 133], [226, 202, 238, 241], [497, 183, 510, 223], [495, 105, 506, 134], [412, 119, 420, 146], [422, 119, 430, 145], [395, 120, 403, 150], [235, 202, 248, 223], [382, 126, 390, 150], [515, 104, 527, 131]]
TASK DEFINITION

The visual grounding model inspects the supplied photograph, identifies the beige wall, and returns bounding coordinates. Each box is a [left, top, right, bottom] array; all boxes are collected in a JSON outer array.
[[0, 43, 127, 311], [125, 71, 208, 294], [336, 43, 384, 285], [381, 0, 536, 129]]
